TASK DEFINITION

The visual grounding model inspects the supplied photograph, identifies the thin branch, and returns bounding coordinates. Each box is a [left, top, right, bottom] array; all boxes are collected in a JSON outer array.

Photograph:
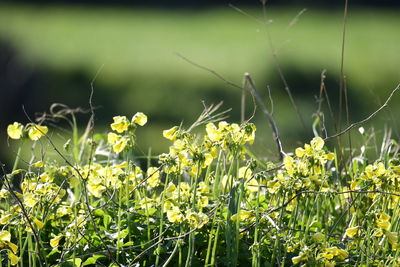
[[260, 2, 306, 130], [324, 84, 400, 141], [229, 4, 266, 25], [338, 0, 349, 131], [267, 189, 400, 215], [175, 53, 243, 91], [287, 8, 307, 29]]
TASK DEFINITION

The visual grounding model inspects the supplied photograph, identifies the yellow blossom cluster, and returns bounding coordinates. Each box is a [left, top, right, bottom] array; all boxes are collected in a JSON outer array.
[[7, 122, 48, 141], [159, 121, 256, 178], [205, 121, 256, 151], [107, 112, 147, 153], [162, 181, 210, 228], [268, 137, 335, 194], [69, 161, 144, 197], [5, 110, 400, 266], [351, 160, 400, 196], [292, 242, 349, 266]]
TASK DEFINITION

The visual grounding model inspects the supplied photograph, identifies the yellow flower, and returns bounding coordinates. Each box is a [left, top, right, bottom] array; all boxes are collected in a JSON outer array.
[[147, 167, 160, 188], [350, 181, 360, 191], [107, 132, 120, 144], [167, 206, 184, 223], [385, 231, 399, 250], [50, 235, 63, 248], [87, 183, 106, 198], [110, 116, 129, 133], [242, 123, 256, 144], [164, 183, 177, 198], [163, 200, 174, 212], [163, 126, 179, 141], [267, 180, 281, 194], [189, 165, 199, 178], [7, 242, 18, 254], [33, 217, 44, 229], [7, 122, 23, 139], [23, 193, 38, 208], [374, 228, 383, 237], [8, 251, 19, 266], [206, 123, 223, 142], [326, 153, 335, 161], [115, 161, 128, 169], [377, 212, 391, 231], [0, 230, 11, 242], [0, 214, 12, 225], [345, 226, 359, 238], [32, 161, 45, 168], [376, 162, 386, 176], [295, 147, 306, 157], [246, 178, 259, 193], [321, 247, 348, 260], [198, 196, 209, 208], [132, 112, 147, 126], [197, 182, 209, 195], [292, 253, 307, 265], [230, 210, 254, 222], [366, 162, 386, 178], [107, 132, 129, 153], [238, 167, 252, 179], [203, 153, 213, 167], [310, 136, 324, 150], [112, 137, 129, 153], [186, 210, 209, 228], [28, 124, 48, 141], [284, 156, 295, 176], [195, 212, 209, 228]]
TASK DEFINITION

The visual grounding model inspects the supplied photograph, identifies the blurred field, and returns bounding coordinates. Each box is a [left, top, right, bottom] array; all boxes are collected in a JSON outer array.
[[0, 4, 399, 161]]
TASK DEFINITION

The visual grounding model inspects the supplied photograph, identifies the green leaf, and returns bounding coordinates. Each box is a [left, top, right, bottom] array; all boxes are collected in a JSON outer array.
[[309, 220, 322, 230], [94, 209, 105, 217], [93, 133, 106, 142], [70, 258, 82, 267], [103, 214, 112, 229], [118, 228, 129, 239], [121, 241, 134, 247], [61, 258, 82, 267], [82, 254, 106, 266], [46, 248, 60, 257]]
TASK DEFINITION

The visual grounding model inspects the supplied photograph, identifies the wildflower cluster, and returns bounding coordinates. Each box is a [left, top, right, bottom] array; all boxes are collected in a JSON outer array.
[[266, 137, 335, 195], [2, 112, 400, 266], [107, 112, 147, 153]]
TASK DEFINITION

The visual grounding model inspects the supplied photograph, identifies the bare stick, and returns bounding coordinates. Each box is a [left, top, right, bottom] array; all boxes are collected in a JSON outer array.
[[324, 84, 399, 141], [241, 74, 248, 123], [244, 73, 285, 161]]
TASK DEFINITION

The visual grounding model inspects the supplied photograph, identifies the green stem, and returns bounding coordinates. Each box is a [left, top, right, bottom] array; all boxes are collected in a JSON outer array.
[[162, 240, 180, 267], [155, 173, 171, 267]]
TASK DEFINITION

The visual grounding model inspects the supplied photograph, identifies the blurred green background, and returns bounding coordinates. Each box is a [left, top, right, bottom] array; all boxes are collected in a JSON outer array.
[[0, 2, 399, 166]]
